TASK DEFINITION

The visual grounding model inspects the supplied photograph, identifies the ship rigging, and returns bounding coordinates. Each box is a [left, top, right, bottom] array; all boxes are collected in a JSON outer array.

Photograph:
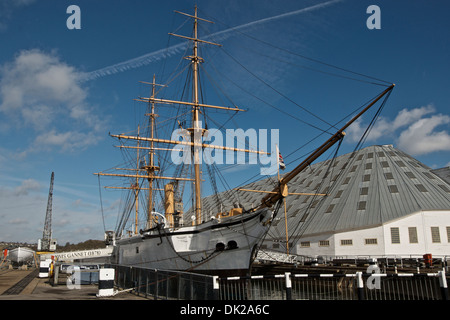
[[95, 7, 394, 274]]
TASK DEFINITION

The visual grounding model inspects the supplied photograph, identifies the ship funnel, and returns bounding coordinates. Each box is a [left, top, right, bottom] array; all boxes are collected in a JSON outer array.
[[164, 183, 175, 227]]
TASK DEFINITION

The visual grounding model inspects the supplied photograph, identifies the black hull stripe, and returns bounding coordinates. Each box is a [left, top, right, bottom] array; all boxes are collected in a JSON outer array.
[[120, 210, 266, 243]]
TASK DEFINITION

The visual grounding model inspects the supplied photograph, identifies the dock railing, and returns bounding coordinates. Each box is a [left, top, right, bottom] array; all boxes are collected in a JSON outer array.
[[109, 264, 217, 300], [218, 271, 448, 300], [110, 264, 448, 300]]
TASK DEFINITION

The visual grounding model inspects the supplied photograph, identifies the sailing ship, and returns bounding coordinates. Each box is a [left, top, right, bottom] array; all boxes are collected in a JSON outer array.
[[95, 7, 394, 275]]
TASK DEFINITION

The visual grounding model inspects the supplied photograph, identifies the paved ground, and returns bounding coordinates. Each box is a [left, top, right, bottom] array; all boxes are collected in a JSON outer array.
[[0, 268, 147, 300]]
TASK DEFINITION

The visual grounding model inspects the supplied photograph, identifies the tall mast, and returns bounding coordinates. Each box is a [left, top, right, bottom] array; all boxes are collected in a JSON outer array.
[[134, 126, 140, 234], [191, 5, 202, 225], [147, 75, 157, 228], [169, 7, 224, 225]]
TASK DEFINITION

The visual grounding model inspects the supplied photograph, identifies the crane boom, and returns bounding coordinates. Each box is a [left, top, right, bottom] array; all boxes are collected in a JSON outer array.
[[39, 172, 56, 252]]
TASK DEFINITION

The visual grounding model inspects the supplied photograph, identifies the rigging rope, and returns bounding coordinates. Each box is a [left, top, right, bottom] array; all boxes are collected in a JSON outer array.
[[97, 175, 106, 233], [220, 47, 337, 132], [203, 10, 393, 86], [287, 88, 393, 247]]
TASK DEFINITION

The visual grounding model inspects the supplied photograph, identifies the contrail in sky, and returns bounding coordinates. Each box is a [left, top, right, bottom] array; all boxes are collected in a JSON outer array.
[[82, 0, 342, 81]]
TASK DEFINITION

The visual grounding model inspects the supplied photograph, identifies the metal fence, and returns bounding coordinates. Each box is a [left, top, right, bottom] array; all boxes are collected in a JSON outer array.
[[110, 264, 448, 300], [218, 271, 449, 300], [111, 264, 217, 300]]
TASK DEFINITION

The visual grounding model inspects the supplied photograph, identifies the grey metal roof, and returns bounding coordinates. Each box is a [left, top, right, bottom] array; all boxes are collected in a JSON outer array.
[[432, 167, 450, 185], [194, 145, 450, 241]]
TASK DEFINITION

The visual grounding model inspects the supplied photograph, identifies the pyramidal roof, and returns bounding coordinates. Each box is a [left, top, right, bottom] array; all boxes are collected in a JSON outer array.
[[198, 145, 450, 239]]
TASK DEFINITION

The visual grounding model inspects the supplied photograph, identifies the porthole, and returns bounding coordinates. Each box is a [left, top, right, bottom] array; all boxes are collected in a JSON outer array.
[[227, 240, 238, 250], [215, 242, 225, 252]]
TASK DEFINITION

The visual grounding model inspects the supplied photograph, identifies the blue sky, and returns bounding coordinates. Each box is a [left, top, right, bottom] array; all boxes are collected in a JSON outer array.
[[0, 0, 449, 244]]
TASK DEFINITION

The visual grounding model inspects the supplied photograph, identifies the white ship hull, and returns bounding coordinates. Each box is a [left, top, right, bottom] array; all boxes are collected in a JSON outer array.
[[111, 208, 273, 275], [9, 247, 35, 264]]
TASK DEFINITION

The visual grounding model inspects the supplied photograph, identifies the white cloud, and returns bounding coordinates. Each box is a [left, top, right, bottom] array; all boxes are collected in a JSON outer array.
[[33, 129, 100, 153], [397, 114, 450, 156], [14, 178, 41, 196], [346, 104, 450, 156], [0, 49, 106, 156], [8, 218, 28, 225], [347, 105, 435, 142], [0, 49, 85, 116]]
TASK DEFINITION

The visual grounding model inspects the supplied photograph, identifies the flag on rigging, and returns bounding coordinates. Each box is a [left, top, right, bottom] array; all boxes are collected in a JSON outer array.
[[278, 151, 286, 170]]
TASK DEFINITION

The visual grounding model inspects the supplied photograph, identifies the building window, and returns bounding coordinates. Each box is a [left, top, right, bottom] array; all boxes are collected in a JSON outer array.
[[357, 201, 366, 210], [438, 184, 450, 193], [325, 204, 335, 213], [343, 177, 351, 184], [391, 227, 400, 244], [396, 161, 406, 167], [319, 240, 330, 247], [136, 246, 139, 254], [415, 184, 428, 192], [300, 242, 310, 247], [360, 187, 369, 195], [408, 227, 418, 243], [389, 185, 399, 193], [381, 161, 389, 168], [431, 227, 441, 243], [405, 172, 416, 179], [334, 190, 343, 199], [365, 238, 378, 245], [447, 227, 450, 243], [385, 172, 394, 180], [340, 239, 353, 246], [423, 172, 435, 179], [272, 243, 280, 249], [365, 163, 373, 170], [363, 174, 371, 182]]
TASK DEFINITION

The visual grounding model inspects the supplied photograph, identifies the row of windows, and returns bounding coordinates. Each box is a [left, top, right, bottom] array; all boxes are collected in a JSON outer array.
[[390, 226, 450, 244], [293, 165, 447, 198], [295, 227, 450, 249], [299, 238, 378, 247]]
